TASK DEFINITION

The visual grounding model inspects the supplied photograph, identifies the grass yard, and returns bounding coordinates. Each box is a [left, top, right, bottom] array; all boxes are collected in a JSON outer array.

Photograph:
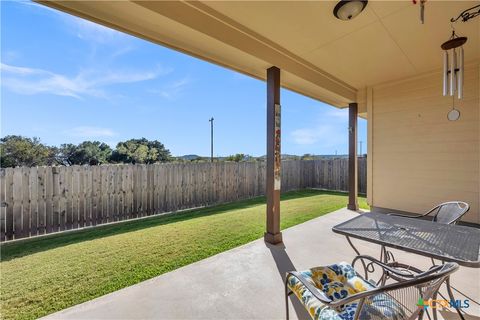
[[1, 190, 368, 320]]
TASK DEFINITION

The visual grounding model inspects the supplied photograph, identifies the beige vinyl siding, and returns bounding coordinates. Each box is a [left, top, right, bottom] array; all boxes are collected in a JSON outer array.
[[369, 63, 479, 223]]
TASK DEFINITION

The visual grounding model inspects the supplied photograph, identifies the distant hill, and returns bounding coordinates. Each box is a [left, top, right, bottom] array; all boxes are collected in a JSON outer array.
[[258, 154, 350, 160], [178, 154, 202, 161], [177, 154, 363, 162], [311, 154, 348, 159]]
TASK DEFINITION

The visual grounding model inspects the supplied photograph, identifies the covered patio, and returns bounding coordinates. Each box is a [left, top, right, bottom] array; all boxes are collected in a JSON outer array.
[[38, 0, 480, 227], [33, 1, 479, 319], [43, 208, 480, 320]]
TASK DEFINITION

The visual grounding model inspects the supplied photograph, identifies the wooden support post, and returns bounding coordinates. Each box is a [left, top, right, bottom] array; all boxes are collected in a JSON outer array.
[[348, 102, 359, 211], [265, 66, 282, 244]]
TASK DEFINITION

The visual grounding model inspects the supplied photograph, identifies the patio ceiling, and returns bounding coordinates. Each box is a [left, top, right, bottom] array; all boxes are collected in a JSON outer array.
[[38, 1, 479, 111]]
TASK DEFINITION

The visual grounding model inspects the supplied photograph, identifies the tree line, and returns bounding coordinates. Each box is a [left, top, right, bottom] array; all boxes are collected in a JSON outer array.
[[0, 135, 345, 168], [0, 135, 172, 168]]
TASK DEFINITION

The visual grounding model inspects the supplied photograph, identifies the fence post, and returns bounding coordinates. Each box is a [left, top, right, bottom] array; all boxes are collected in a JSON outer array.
[[1, 160, 366, 241]]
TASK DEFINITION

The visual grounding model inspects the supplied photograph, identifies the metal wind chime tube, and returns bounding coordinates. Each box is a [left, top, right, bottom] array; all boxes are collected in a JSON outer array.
[[458, 47, 464, 99], [441, 30, 466, 99], [442, 51, 449, 96], [450, 48, 456, 96]]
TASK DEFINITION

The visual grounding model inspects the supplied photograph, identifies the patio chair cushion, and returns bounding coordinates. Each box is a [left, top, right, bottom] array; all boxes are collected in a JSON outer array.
[[286, 262, 406, 320]]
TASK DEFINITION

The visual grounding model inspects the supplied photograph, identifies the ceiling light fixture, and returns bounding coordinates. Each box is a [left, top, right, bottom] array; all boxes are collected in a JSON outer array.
[[333, 0, 368, 21]]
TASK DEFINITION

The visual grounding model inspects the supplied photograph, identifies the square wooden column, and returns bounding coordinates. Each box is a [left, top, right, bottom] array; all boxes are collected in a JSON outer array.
[[348, 102, 359, 211], [265, 66, 282, 244]]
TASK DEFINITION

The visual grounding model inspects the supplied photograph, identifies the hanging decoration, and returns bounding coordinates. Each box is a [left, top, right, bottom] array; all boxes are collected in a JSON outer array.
[[440, 3, 479, 120], [450, 4, 480, 23], [441, 28, 466, 100], [447, 96, 460, 121], [412, 0, 427, 24]]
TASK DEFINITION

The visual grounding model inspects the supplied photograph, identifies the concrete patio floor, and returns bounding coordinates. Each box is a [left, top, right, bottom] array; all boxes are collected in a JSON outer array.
[[44, 208, 480, 320]]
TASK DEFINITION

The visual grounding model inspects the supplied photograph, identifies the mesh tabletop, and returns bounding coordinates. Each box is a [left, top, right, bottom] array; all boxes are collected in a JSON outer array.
[[332, 212, 480, 267]]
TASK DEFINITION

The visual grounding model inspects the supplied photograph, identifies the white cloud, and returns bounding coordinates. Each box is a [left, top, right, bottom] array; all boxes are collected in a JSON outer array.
[[69, 16, 127, 44], [18, 1, 127, 44], [0, 63, 168, 99], [110, 46, 135, 59], [291, 129, 317, 145], [15, 1, 60, 14], [326, 108, 348, 119], [290, 109, 348, 148], [67, 126, 117, 139], [291, 125, 338, 145], [152, 77, 192, 100], [0, 63, 45, 76]]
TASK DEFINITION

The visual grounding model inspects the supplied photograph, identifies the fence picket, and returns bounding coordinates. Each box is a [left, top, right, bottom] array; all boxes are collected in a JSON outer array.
[[1, 159, 366, 241], [12, 168, 23, 239], [0, 169, 6, 241], [29, 167, 38, 236], [21, 167, 31, 237], [59, 167, 67, 231], [5, 169, 14, 240], [65, 166, 73, 230]]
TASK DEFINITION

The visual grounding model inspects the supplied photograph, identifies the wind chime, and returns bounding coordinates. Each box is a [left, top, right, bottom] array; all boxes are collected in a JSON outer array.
[[441, 28, 467, 121], [412, 0, 427, 24], [439, 3, 479, 121]]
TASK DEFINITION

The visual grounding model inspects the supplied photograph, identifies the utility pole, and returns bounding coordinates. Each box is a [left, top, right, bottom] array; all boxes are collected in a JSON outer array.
[[359, 141, 363, 157], [209, 117, 214, 162]]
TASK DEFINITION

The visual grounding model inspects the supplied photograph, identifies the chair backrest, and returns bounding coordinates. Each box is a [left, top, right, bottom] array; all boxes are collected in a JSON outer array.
[[356, 262, 459, 320], [429, 201, 469, 224]]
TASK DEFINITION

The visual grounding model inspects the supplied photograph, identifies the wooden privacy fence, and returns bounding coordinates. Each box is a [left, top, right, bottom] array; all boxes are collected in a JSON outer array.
[[0, 158, 366, 241]]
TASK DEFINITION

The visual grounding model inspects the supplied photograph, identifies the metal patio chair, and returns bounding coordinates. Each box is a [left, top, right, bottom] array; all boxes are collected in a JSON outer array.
[[285, 255, 458, 320], [388, 201, 470, 319], [388, 201, 469, 225]]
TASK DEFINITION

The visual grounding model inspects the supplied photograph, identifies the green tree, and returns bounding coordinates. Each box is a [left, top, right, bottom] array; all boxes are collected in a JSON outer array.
[[56, 143, 77, 166], [301, 153, 315, 160], [0, 135, 56, 167], [226, 153, 246, 162], [58, 141, 112, 165], [111, 138, 171, 164]]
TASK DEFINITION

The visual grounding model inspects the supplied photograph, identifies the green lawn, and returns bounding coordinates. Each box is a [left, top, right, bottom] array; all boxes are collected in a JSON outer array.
[[0, 190, 368, 320]]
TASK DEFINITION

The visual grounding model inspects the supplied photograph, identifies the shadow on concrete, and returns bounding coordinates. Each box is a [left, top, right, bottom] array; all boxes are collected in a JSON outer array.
[[266, 241, 311, 320], [450, 285, 480, 309], [439, 310, 480, 320]]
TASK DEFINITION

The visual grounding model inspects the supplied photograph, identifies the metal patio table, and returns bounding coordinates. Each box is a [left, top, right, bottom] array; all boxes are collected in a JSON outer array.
[[332, 211, 480, 320]]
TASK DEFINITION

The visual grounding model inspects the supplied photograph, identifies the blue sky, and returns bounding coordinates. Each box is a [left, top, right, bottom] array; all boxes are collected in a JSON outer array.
[[1, 1, 367, 157]]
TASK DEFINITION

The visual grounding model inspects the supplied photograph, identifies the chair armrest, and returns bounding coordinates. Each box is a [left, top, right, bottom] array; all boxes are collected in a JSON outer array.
[[352, 255, 418, 279], [286, 271, 332, 305], [387, 212, 428, 219], [329, 272, 447, 308], [330, 259, 458, 308]]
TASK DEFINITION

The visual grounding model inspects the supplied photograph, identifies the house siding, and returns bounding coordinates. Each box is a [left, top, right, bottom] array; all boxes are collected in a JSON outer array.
[[368, 63, 479, 224]]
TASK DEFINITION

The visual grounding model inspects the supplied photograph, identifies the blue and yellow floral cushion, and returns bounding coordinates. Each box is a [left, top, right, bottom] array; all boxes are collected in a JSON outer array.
[[286, 262, 406, 320]]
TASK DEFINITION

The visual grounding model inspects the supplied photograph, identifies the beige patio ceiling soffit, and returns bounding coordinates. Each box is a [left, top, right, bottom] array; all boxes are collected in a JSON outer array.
[[37, 0, 357, 107], [132, 1, 356, 102]]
